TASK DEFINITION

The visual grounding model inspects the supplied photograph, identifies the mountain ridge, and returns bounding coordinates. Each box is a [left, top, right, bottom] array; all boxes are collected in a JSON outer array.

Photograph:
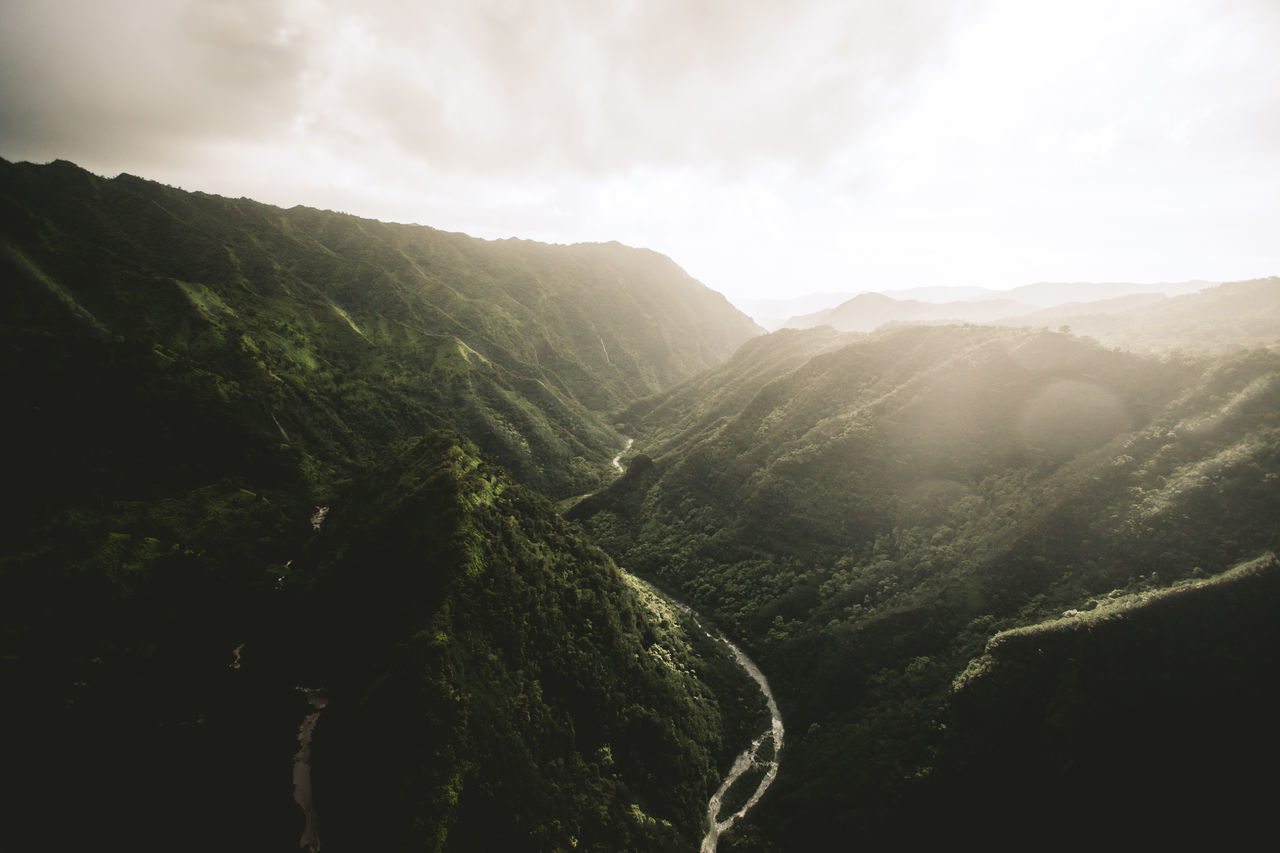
[[0, 158, 763, 851], [1, 156, 761, 502], [781, 278, 1278, 353]]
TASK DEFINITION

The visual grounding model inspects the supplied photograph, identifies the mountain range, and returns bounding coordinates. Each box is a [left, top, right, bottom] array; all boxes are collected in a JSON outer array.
[[741, 280, 1218, 330], [779, 279, 1279, 354], [2, 158, 1277, 851]]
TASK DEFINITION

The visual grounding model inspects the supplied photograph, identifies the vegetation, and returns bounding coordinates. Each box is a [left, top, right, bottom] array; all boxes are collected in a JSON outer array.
[[4, 157, 1277, 850], [300, 433, 765, 851], [0, 157, 759, 504], [0, 159, 761, 851], [574, 323, 1280, 848]]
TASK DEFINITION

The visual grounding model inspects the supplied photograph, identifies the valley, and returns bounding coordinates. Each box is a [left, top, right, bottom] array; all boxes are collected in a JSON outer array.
[[2, 159, 1278, 851]]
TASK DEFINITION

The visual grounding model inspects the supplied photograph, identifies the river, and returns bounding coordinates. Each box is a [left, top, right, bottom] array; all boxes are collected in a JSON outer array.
[[293, 687, 327, 852], [612, 437, 634, 472], [612, 441, 782, 850], [698, 634, 783, 852], [625, 574, 784, 853]]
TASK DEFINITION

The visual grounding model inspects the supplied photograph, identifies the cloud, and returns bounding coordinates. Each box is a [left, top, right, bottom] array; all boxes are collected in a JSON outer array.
[[1, 0, 315, 164], [1, 0, 1277, 301], [274, 0, 969, 180]]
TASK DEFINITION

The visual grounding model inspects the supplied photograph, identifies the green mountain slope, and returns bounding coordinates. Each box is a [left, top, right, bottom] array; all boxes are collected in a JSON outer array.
[[0, 159, 764, 851], [0, 157, 759, 506], [573, 323, 1280, 848], [299, 434, 762, 851], [922, 553, 1280, 848], [2, 431, 763, 851]]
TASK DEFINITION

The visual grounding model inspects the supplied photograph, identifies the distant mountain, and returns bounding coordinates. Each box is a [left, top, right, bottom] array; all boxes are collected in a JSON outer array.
[[877, 279, 1215, 307], [738, 291, 859, 330], [998, 278, 1215, 307], [1005, 277, 1280, 352], [879, 284, 1010, 303], [782, 278, 1276, 353], [745, 281, 1219, 331], [784, 291, 1035, 331]]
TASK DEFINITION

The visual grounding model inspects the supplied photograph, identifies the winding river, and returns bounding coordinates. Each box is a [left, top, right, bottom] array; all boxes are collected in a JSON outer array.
[[675, 602, 783, 852], [626, 575, 784, 852], [612, 437, 634, 472], [698, 636, 783, 852], [613, 441, 782, 850], [293, 687, 327, 852]]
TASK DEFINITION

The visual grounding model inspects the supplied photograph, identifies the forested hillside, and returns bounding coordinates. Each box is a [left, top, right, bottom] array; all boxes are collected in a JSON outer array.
[[0, 160, 762, 852], [574, 323, 1280, 848], [0, 158, 759, 505], [292, 435, 764, 851], [3, 158, 1276, 851]]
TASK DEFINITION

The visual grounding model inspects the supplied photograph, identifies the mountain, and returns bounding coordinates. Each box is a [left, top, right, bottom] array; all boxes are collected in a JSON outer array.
[[921, 552, 1280, 848], [5, 157, 1276, 850], [997, 278, 1215, 307], [573, 323, 1280, 847], [0, 160, 764, 851], [875, 279, 1214, 308], [737, 291, 858, 330], [783, 291, 1035, 331], [782, 278, 1278, 354], [0, 158, 761, 505], [878, 284, 1009, 302], [297, 434, 764, 851], [743, 282, 1219, 332], [4, 431, 765, 850], [1000, 277, 1280, 352]]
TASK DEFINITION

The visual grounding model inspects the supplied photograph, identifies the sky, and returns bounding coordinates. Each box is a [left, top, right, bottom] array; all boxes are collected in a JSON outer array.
[[2, 0, 1278, 309]]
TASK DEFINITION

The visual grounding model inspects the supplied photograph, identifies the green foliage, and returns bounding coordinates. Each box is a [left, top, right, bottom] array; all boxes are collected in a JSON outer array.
[[576, 323, 1280, 847], [0, 157, 759, 503], [5, 157, 1276, 849], [295, 434, 743, 851], [918, 554, 1280, 848], [0, 159, 761, 851]]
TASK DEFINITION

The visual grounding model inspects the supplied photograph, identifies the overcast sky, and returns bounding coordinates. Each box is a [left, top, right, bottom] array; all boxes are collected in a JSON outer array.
[[2, 0, 1277, 307]]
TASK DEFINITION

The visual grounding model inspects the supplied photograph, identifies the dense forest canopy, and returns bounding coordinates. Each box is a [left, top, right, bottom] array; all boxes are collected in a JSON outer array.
[[574, 322, 1280, 847], [0, 159, 762, 851], [2, 159, 1277, 851]]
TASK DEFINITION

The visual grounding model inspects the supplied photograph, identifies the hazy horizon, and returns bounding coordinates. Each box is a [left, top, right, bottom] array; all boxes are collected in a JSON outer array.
[[3, 0, 1277, 305]]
